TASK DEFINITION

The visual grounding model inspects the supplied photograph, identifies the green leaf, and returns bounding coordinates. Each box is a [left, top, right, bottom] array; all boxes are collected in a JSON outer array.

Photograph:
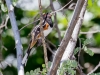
[[67, 68, 76, 75], [1, 4, 7, 12], [36, 68, 40, 72], [84, 38, 93, 45], [67, 60, 77, 68], [42, 68, 47, 73], [74, 47, 80, 55], [12, 0, 17, 6], [26, 72, 30, 75], [42, 64, 47, 74], [33, 68, 40, 74], [58, 67, 65, 75], [71, 61, 77, 68], [90, 73, 100, 75], [42, 64, 46, 68], [90, 73, 95, 75], [84, 46, 94, 56], [30, 70, 34, 75], [67, 60, 72, 66], [59, 60, 77, 75], [84, 46, 87, 51]]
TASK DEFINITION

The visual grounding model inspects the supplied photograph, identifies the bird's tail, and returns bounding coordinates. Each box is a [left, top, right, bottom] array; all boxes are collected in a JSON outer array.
[[21, 48, 31, 66], [21, 40, 37, 66]]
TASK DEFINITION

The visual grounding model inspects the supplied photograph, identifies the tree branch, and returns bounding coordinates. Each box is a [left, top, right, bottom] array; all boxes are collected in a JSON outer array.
[[0, 15, 9, 29], [50, 0, 62, 43], [5, 0, 24, 75], [50, 0, 73, 15], [46, 43, 55, 55], [19, 19, 40, 31], [38, 0, 48, 70], [60, 0, 87, 75], [80, 30, 100, 34], [47, 0, 85, 74], [87, 62, 100, 75]]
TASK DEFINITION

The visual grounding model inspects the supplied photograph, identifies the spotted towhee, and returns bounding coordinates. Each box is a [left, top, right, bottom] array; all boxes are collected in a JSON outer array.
[[22, 13, 53, 66]]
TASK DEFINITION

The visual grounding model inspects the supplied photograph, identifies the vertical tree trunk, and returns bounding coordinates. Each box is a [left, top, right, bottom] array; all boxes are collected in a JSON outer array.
[[5, 0, 24, 75]]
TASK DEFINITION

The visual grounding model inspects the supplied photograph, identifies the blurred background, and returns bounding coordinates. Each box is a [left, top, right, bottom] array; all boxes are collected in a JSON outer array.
[[0, 0, 100, 75]]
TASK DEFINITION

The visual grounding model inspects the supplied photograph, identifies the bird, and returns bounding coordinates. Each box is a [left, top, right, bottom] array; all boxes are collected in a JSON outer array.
[[21, 13, 53, 66]]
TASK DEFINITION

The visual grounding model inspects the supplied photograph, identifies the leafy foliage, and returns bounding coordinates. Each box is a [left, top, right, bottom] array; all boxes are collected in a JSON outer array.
[[90, 73, 100, 75], [12, 0, 17, 6], [26, 68, 40, 75], [25, 62, 52, 75], [83, 38, 94, 56], [74, 38, 94, 56], [1, 4, 7, 12], [83, 46, 94, 56], [74, 47, 80, 55], [83, 38, 94, 45], [0, 0, 8, 12], [58, 60, 77, 75]]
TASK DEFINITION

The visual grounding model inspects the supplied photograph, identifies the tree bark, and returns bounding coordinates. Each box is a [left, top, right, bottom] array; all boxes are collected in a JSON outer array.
[[60, 0, 87, 75], [48, 0, 85, 75], [5, 0, 24, 75]]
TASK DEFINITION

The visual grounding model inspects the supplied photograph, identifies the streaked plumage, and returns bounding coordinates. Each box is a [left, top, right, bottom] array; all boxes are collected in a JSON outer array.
[[22, 13, 53, 66]]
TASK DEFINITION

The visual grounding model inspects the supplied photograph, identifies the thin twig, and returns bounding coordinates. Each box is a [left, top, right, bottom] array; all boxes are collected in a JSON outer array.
[[46, 39, 57, 49], [87, 62, 100, 75], [0, 15, 9, 29], [78, 38, 82, 64], [49, 0, 73, 43], [1, 46, 8, 51], [4, 15, 9, 29], [0, 5, 9, 69], [19, 19, 40, 31], [54, 14, 62, 42], [50, 0, 73, 15], [80, 30, 100, 34], [50, 0, 62, 43], [0, 25, 5, 29], [19, 13, 40, 31], [46, 43, 55, 55], [68, 3, 76, 10], [56, 1, 68, 21], [38, 0, 48, 70]]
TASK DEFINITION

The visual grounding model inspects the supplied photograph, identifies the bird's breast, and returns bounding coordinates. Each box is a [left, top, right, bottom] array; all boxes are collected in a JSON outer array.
[[43, 26, 52, 37]]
